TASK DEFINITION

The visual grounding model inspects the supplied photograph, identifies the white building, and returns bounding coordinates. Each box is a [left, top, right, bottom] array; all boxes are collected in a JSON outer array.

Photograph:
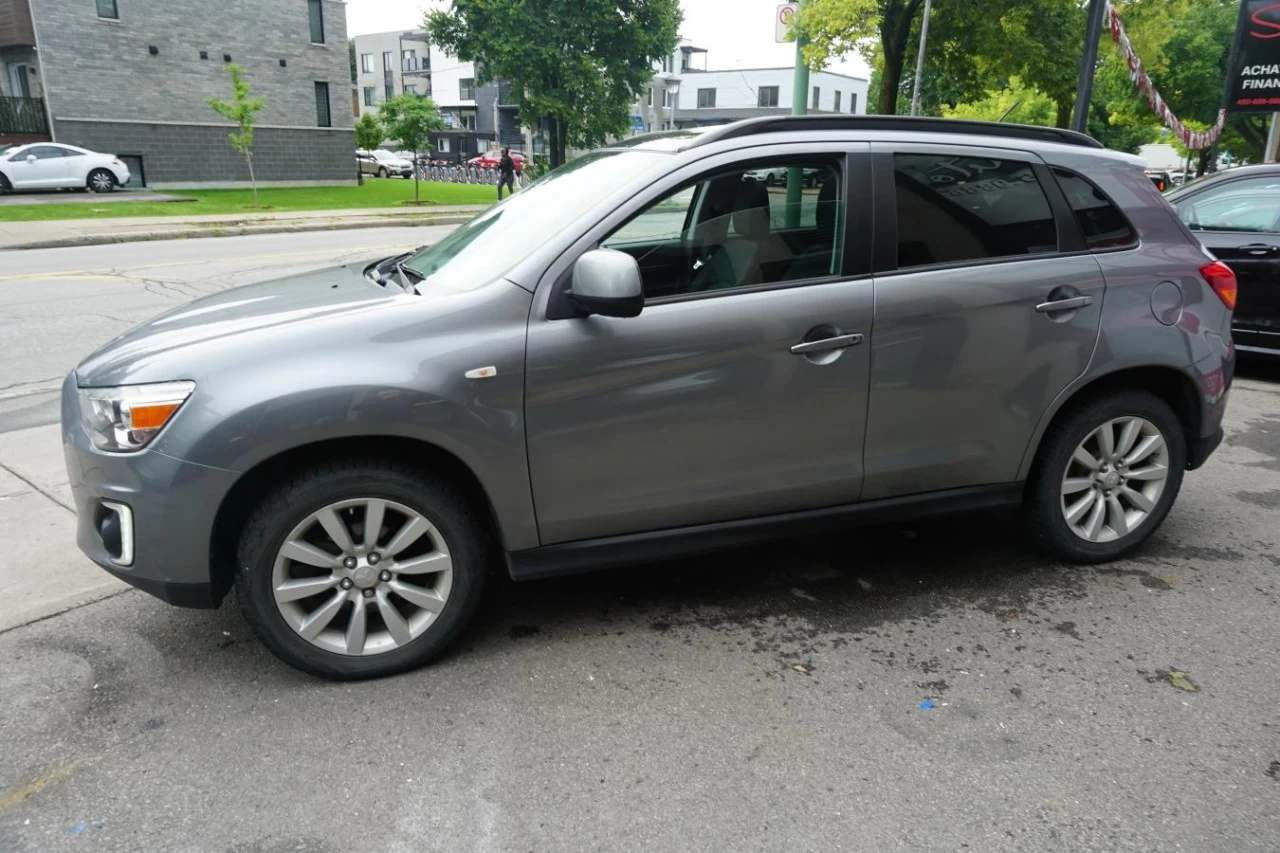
[[635, 40, 869, 132]]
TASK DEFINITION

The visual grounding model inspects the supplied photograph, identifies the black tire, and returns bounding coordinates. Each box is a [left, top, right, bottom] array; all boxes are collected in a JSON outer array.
[[378, 167, 389, 179], [235, 458, 490, 680], [1023, 390, 1186, 563], [0, 173, 10, 194], [765, 173, 777, 187], [87, 169, 116, 193]]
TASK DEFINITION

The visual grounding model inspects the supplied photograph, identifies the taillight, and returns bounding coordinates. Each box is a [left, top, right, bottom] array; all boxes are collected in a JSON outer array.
[[1200, 260, 1237, 310]]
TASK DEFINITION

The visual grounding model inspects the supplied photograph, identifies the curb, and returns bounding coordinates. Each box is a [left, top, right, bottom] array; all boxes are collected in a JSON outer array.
[[6, 214, 476, 251]]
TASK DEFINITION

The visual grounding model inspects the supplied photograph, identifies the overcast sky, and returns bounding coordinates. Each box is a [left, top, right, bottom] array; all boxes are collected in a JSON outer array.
[[345, 0, 873, 81]]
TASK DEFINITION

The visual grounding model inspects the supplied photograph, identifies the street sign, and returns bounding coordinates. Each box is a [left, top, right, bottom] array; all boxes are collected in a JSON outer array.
[[632, 114, 645, 131], [775, 3, 798, 43], [1227, 1, 1280, 112]]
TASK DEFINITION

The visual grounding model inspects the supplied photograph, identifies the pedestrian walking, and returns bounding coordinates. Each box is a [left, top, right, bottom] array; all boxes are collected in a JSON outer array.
[[498, 148, 516, 201]]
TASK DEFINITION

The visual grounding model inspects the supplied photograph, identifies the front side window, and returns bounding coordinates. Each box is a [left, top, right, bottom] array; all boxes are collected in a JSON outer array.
[[758, 86, 779, 108], [894, 153, 1057, 269], [96, 0, 118, 18], [307, 0, 324, 43], [29, 145, 67, 159], [361, 53, 373, 73], [459, 78, 475, 100], [363, 86, 375, 106], [600, 157, 845, 299], [314, 81, 331, 127], [1053, 168, 1137, 249], [1175, 176, 1280, 234], [697, 88, 716, 109]]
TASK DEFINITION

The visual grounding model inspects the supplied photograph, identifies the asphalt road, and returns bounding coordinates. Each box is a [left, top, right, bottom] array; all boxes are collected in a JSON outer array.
[[1, 232, 1279, 852]]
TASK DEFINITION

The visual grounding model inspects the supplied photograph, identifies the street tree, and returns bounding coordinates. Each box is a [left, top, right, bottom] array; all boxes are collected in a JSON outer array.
[[426, 0, 681, 167], [355, 113, 385, 151], [942, 76, 1057, 126], [378, 94, 445, 204], [206, 63, 266, 206], [799, 0, 924, 115]]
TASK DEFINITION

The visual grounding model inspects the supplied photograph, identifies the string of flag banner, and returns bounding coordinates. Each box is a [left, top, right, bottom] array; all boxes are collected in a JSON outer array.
[[1104, 0, 1227, 150]]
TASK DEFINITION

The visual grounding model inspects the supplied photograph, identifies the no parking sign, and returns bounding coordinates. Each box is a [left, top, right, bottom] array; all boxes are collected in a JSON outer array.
[[775, 3, 798, 43]]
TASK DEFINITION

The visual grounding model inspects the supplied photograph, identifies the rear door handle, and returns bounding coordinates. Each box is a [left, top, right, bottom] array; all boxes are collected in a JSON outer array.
[[791, 333, 864, 354], [1035, 295, 1094, 314], [1238, 243, 1276, 256]]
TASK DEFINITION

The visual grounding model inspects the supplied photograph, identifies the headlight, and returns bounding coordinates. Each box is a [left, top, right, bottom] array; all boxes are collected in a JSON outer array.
[[78, 381, 195, 452]]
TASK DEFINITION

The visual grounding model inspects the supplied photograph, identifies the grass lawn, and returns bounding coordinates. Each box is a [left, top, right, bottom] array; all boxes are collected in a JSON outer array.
[[0, 179, 497, 222]]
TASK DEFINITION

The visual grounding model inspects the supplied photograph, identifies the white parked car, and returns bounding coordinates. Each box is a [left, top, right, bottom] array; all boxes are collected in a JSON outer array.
[[0, 142, 131, 193]]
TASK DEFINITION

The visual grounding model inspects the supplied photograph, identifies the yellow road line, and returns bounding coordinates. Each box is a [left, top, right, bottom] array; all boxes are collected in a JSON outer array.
[[0, 759, 88, 817]]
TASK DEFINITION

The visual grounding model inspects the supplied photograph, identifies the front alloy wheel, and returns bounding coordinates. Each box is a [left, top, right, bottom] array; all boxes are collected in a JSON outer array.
[[272, 498, 454, 656]]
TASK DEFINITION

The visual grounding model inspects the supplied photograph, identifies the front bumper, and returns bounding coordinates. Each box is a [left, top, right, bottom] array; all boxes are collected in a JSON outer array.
[[62, 375, 238, 608]]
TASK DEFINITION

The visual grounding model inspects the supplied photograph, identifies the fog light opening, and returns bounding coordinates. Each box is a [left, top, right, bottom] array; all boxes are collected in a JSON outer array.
[[97, 501, 134, 567]]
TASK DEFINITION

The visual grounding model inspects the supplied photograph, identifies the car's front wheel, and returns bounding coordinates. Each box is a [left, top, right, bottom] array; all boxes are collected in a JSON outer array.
[[1023, 391, 1186, 563], [236, 459, 490, 679], [378, 167, 389, 179], [87, 169, 116, 193], [0, 173, 10, 194]]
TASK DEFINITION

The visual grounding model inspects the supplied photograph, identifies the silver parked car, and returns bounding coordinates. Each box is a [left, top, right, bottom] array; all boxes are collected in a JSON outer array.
[[356, 148, 413, 179], [64, 117, 1235, 678]]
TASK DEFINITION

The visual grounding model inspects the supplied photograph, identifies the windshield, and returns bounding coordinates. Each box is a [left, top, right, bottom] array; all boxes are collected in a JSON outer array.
[[403, 150, 657, 290], [372, 150, 399, 161]]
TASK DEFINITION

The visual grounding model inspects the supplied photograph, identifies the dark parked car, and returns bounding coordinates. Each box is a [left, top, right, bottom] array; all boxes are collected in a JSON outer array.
[[1167, 164, 1280, 356], [1144, 168, 1172, 192], [65, 116, 1234, 678]]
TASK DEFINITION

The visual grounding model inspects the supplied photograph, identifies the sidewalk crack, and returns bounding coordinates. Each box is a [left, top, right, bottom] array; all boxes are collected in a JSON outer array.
[[0, 460, 74, 514]]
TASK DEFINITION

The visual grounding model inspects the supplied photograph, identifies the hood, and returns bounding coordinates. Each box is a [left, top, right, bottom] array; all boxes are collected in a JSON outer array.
[[76, 263, 405, 387]]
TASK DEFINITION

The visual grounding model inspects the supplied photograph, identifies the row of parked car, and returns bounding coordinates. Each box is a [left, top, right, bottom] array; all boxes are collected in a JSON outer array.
[[356, 148, 528, 179]]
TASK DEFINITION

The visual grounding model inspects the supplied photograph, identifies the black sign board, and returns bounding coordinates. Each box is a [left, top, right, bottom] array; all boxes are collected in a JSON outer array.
[[1228, 1, 1280, 111]]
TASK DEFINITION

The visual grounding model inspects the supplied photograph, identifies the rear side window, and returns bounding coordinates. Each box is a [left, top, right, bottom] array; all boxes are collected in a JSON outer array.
[[894, 153, 1057, 268], [1052, 168, 1137, 250]]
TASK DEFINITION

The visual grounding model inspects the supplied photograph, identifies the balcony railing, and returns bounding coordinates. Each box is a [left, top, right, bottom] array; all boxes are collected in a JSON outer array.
[[0, 96, 47, 135]]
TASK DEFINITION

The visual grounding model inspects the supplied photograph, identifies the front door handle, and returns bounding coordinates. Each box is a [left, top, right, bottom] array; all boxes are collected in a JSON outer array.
[[1035, 295, 1094, 314], [790, 333, 864, 355], [1238, 242, 1276, 256]]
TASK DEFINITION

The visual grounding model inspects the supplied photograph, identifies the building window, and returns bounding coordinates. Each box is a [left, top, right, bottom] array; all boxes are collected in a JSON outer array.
[[385, 81, 394, 99], [438, 137, 450, 153], [662, 90, 672, 108], [361, 53, 373, 73], [834, 91, 841, 112], [96, 0, 118, 19], [850, 92, 858, 114], [405, 84, 419, 95], [402, 49, 417, 71], [363, 87, 375, 106], [661, 55, 672, 73], [459, 78, 475, 100], [647, 88, 653, 106], [307, 0, 324, 43], [460, 113, 476, 130], [812, 86, 820, 110], [697, 88, 716, 109], [758, 86, 779, 108], [315, 82, 332, 127], [383, 52, 393, 71]]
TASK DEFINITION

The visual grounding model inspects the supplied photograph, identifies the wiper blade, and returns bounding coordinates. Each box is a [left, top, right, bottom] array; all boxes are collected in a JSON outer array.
[[395, 261, 424, 294]]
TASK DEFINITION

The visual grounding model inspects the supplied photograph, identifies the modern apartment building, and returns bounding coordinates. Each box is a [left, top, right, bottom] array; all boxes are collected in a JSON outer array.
[[634, 41, 869, 132], [352, 28, 523, 161], [0, 0, 355, 187]]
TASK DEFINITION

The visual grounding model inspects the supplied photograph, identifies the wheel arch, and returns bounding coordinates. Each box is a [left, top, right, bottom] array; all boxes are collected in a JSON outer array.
[[208, 435, 504, 606], [1017, 365, 1202, 483]]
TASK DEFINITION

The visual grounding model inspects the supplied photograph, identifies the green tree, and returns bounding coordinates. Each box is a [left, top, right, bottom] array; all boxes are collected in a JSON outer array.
[[942, 76, 1057, 125], [378, 94, 445, 204], [355, 113, 384, 151], [206, 63, 266, 206], [800, 0, 924, 115], [427, 0, 681, 167]]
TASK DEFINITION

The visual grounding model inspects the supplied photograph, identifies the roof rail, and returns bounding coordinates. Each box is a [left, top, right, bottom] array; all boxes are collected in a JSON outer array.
[[682, 115, 1105, 150]]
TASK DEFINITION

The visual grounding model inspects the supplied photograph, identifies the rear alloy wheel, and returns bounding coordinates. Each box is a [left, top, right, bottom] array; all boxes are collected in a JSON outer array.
[[1023, 391, 1185, 563], [378, 167, 389, 179], [88, 169, 116, 193], [236, 460, 489, 679]]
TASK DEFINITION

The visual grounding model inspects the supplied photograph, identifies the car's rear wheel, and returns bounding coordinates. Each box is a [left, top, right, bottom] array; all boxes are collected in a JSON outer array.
[[87, 169, 116, 193], [378, 167, 389, 179], [1023, 391, 1185, 563], [236, 459, 489, 679]]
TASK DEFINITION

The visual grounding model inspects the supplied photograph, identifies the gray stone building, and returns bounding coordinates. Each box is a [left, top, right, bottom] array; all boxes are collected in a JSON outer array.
[[1, 0, 355, 187]]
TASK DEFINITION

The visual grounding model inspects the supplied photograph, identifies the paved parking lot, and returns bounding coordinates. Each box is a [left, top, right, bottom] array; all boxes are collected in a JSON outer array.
[[1, 231, 1278, 851]]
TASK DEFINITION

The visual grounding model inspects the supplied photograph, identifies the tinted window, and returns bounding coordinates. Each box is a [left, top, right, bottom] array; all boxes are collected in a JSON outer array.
[[602, 158, 845, 298], [307, 0, 324, 43], [314, 82, 331, 127], [1176, 176, 1280, 233], [29, 146, 66, 159], [96, 0, 118, 18], [894, 153, 1057, 268], [1053, 168, 1137, 249]]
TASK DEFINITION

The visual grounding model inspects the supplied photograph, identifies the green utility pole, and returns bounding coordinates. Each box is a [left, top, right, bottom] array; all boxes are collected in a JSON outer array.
[[786, 0, 809, 228]]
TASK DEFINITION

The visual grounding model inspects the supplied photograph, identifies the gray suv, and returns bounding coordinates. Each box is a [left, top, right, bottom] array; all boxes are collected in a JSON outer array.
[[63, 117, 1235, 679]]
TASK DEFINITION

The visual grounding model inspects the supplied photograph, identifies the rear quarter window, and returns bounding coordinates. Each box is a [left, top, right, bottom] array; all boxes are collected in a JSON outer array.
[[1052, 167, 1138, 250]]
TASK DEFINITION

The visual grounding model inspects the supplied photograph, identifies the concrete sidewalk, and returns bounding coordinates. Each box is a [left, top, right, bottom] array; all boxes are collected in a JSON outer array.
[[0, 205, 486, 250], [0, 424, 128, 632]]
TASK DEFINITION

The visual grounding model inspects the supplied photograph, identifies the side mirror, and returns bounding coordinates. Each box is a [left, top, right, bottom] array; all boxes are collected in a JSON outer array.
[[26, 154, 37, 164], [568, 249, 644, 318]]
